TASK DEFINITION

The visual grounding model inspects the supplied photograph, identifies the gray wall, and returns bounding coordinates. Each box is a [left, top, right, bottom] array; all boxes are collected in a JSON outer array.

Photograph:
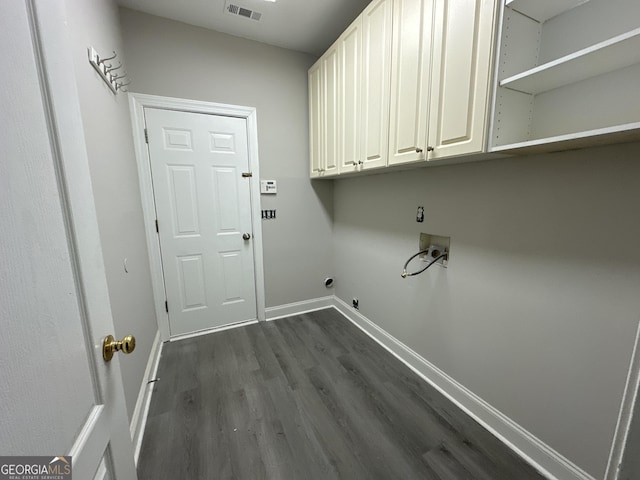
[[332, 142, 640, 478], [119, 8, 334, 308], [64, 0, 158, 420]]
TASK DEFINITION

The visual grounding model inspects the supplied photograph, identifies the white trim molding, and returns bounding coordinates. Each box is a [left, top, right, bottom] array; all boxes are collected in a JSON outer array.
[[169, 319, 259, 343], [605, 319, 640, 480], [130, 330, 163, 463], [331, 296, 594, 480], [127, 93, 266, 341], [265, 296, 335, 321]]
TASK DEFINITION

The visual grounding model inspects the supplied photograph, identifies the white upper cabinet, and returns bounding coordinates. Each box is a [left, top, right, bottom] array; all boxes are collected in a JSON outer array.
[[428, 0, 498, 159], [338, 17, 363, 174], [491, 0, 640, 154], [308, 61, 323, 178], [322, 44, 340, 176], [360, 0, 394, 171], [309, 43, 340, 178], [310, 0, 502, 177], [388, 0, 436, 166]]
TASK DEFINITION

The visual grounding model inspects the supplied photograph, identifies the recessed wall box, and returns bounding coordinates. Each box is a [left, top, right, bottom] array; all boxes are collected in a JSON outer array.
[[260, 180, 277, 194], [419, 233, 451, 267]]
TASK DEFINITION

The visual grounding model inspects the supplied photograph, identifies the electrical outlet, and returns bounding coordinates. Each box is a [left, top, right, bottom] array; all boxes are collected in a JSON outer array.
[[352, 298, 359, 310]]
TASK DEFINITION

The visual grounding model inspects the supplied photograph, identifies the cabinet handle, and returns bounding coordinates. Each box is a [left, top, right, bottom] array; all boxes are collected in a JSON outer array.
[[427, 146, 434, 152], [358, 160, 363, 165], [351, 161, 358, 166], [416, 148, 423, 153]]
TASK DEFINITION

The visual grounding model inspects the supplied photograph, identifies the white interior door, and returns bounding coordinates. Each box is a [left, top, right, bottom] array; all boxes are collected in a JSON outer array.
[[145, 108, 258, 336], [1, 1, 136, 479]]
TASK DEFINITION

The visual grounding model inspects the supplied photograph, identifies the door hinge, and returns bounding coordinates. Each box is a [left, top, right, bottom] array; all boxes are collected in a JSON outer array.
[[242, 172, 253, 178], [155, 219, 159, 233], [165, 300, 168, 313], [144, 128, 149, 144]]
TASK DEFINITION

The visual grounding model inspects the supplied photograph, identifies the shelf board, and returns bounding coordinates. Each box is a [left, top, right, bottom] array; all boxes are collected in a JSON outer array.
[[490, 122, 640, 155], [500, 28, 640, 95], [505, 0, 589, 23]]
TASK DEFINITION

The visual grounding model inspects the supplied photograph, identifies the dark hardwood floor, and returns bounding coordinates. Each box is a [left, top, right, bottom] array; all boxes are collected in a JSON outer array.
[[137, 308, 546, 479]]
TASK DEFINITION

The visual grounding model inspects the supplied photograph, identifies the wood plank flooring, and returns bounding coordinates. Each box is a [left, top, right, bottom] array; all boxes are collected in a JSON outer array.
[[137, 308, 546, 479]]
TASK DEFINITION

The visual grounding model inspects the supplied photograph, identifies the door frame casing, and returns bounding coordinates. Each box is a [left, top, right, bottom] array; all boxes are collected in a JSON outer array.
[[128, 93, 266, 341]]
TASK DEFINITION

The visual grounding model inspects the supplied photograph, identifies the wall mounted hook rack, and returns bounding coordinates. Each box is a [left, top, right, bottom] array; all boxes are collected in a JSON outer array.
[[88, 47, 130, 94]]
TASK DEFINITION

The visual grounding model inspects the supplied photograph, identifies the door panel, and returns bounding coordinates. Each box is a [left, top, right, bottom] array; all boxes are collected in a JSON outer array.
[[428, 0, 497, 159], [220, 252, 243, 303], [308, 62, 323, 177], [145, 108, 257, 336], [388, 0, 436, 166], [361, 0, 393, 170], [163, 128, 193, 150], [168, 166, 200, 235], [214, 167, 241, 229], [177, 255, 207, 311], [339, 18, 362, 173], [322, 46, 340, 176]]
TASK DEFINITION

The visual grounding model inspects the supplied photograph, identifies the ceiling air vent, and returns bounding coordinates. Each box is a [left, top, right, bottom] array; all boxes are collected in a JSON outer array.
[[225, 2, 262, 21]]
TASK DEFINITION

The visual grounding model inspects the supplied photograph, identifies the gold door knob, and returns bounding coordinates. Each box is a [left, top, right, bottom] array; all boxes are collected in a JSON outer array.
[[102, 334, 136, 362]]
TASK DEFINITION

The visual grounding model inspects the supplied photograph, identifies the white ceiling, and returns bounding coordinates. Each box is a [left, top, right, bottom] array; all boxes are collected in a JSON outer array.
[[116, 0, 372, 56]]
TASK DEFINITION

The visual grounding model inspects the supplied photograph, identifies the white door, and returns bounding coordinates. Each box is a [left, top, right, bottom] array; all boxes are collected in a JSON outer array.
[[339, 16, 362, 174], [388, 0, 436, 166], [145, 108, 258, 336], [322, 44, 340, 177], [361, 0, 394, 170], [308, 47, 339, 178], [1, 2, 136, 479], [428, 0, 497, 159], [309, 60, 323, 178]]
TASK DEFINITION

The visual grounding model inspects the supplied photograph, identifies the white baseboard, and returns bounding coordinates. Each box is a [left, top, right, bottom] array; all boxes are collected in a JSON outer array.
[[265, 295, 335, 321], [331, 296, 595, 480], [169, 319, 259, 342], [130, 330, 163, 464]]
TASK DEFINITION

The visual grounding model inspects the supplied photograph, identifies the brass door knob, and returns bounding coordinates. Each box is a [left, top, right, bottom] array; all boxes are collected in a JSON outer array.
[[103, 334, 136, 362]]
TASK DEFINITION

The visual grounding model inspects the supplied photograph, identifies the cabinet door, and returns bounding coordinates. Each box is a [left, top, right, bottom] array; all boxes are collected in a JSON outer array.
[[308, 60, 323, 178], [322, 45, 340, 176], [361, 0, 393, 170], [388, 0, 436, 166], [339, 18, 362, 174], [428, 0, 497, 159]]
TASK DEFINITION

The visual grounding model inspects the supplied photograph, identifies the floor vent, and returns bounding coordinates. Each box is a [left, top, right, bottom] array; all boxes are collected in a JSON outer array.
[[225, 2, 262, 21]]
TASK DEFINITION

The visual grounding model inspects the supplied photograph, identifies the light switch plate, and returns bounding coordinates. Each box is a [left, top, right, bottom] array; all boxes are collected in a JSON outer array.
[[260, 180, 277, 194]]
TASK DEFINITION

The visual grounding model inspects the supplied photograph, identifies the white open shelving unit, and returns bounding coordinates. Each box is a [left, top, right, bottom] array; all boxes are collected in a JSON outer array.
[[505, 0, 588, 24], [490, 0, 640, 153]]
